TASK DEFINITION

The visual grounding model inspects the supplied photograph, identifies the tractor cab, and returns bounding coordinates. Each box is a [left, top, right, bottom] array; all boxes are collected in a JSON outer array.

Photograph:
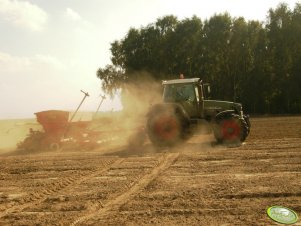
[[162, 78, 208, 117]]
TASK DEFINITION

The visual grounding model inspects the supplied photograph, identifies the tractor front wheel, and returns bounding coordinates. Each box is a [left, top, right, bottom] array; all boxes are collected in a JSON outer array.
[[214, 114, 248, 144]]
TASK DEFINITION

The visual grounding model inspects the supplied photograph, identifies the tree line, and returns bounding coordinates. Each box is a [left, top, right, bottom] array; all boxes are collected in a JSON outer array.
[[97, 3, 301, 114]]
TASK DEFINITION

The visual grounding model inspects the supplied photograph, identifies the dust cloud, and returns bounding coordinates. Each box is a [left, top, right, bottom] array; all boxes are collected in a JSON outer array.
[[121, 72, 163, 116], [91, 71, 217, 155], [0, 119, 41, 154], [91, 72, 163, 152], [1, 72, 217, 156]]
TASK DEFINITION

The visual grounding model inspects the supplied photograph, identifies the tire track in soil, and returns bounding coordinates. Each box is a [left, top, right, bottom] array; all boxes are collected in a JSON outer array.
[[0, 158, 123, 219], [71, 152, 180, 226]]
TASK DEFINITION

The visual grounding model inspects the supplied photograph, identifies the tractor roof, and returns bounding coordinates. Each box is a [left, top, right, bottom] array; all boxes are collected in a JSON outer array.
[[162, 78, 201, 85]]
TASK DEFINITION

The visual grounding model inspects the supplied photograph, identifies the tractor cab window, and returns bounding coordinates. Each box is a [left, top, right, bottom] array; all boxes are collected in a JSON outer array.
[[203, 83, 211, 99], [163, 84, 196, 103]]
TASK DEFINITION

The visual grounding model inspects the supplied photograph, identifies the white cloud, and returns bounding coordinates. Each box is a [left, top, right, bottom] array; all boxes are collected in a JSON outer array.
[[0, 52, 32, 73], [63, 7, 95, 38], [65, 7, 81, 21], [0, 0, 48, 31], [0, 52, 64, 73], [33, 54, 64, 69]]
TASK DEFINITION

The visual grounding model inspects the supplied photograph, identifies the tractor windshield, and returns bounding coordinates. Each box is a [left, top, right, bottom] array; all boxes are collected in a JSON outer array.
[[163, 83, 196, 103]]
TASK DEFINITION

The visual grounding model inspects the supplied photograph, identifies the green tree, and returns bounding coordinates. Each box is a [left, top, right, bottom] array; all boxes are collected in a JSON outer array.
[[202, 13, 232, 100], [97, 4, 301, 114], [266, 3, 295, 113], [240, 21, 270, 113]]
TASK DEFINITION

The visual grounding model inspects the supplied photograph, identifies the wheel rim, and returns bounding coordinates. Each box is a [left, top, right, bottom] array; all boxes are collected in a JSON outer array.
[[153, 114, 180, 141], [221, 119, 241, 140]]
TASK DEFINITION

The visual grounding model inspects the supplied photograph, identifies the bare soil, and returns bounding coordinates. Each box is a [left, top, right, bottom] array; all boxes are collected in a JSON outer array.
[[0, 116, 300, 225]]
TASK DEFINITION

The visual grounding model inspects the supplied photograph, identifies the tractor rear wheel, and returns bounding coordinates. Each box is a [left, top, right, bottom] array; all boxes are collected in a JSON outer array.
[[214, 114, 248, 144], [147, 111, 185, 147]]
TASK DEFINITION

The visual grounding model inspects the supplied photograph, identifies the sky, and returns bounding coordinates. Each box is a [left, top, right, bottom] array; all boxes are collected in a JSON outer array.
[[0, 0, 299, 119]]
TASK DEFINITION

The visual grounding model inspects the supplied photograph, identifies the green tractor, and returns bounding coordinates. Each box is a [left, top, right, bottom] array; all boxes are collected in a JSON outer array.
[[146, 78, 250, 147]]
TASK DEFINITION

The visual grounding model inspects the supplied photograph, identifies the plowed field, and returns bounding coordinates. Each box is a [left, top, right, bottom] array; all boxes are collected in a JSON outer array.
[[0, 116, 301, 225]]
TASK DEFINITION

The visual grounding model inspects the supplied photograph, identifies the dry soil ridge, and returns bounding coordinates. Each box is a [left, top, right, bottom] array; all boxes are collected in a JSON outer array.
[[71, 152, 179, 225]]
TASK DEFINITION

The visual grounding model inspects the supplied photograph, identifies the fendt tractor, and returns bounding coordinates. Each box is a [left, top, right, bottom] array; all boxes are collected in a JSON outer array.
[[146, 78, 251, 147]]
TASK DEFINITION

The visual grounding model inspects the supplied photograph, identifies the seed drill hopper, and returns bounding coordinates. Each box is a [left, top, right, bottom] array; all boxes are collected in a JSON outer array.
[[17, 110, 92, 151]]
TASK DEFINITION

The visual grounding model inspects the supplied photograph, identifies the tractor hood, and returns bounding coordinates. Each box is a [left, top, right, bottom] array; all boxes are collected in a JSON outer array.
[[204, 100, 242, 114]]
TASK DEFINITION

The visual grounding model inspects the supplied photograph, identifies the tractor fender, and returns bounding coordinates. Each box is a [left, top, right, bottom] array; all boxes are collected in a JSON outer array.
[[147, 103, 190, 122], [147, 103, 167, 117], [173, 104, 190, 123], [215, 110, 235, 123]]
